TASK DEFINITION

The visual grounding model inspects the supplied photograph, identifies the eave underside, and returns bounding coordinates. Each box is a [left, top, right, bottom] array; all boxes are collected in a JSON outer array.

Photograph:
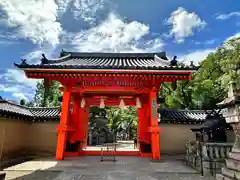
[[24, 70, 191, 91]]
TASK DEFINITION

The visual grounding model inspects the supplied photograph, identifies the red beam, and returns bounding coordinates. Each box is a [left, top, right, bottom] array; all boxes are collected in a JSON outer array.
[[88, 102, 136, 106], [25, 71, 192, 82], [76, 86, 138, 92], [81, 94, 140, 98], [25, 69, 194, 76], [86, 98, 137, 106]]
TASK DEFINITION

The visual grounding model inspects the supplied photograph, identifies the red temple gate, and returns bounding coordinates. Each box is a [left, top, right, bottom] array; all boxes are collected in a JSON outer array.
[[15, 51, 197, 161]]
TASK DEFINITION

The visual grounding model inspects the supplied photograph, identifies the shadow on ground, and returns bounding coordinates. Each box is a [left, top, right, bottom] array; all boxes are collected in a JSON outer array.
[[1, 156, 216, 180]]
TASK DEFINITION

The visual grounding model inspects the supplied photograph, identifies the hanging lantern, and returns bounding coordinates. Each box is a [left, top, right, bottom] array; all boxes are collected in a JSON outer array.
[[119, 99, 125, 109], [80, 98, 85, 108], [136, 97, 141, 108], [100, 97, 105, 108]]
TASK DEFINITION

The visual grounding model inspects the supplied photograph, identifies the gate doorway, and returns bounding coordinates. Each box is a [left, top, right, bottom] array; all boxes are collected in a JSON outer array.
[[83, 107, 140, 157]]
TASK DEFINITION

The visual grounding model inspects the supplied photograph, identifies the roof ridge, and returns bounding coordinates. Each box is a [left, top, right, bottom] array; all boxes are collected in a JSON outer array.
[[159, 108, 206, 113], [61, 51, 168, 59], [42, 53, 71, 64], [29, 106, 60, 109], [154, 55, 170, 66], [0, 98, 30, 109], [14, 51, 199, 71]]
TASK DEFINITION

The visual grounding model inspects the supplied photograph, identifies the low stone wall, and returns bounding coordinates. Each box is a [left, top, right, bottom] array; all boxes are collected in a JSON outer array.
[[0, 119, 57, 165], [25, 121, 58, 156], [160, 124, 200, 155], [0, 118, 235, 163], [0, 118, 28, 161]]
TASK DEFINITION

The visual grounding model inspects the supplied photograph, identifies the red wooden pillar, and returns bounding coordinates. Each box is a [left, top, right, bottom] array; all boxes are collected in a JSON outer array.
[[148, 90, 161, 161], [137, 105, 144, 148], [69, 96, 80, 143], [83, 107, 89, 147], [56, 88, 71, 160], [139, 97, 151, 144], [77, 106, 85, 151]]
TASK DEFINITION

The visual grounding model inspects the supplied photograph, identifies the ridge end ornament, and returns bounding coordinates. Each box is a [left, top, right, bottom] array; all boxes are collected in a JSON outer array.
[[20, 59, 27, 65], [41, 54, 49, 64]]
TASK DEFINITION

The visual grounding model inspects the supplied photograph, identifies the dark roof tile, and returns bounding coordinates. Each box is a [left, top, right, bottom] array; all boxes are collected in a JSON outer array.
[[0, 99, 208, 122], [15, 51, 198, 71], [0, 99, 60, 119], [0, 100, 32, 116], [158, 108, 207, 122], [0, 99, 207, 122], [30, 107, 60, 118]]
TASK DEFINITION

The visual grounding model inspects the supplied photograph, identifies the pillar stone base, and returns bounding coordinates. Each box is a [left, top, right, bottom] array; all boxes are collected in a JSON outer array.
[[216, 152, 240, 180], [216, 122, 240, 180]]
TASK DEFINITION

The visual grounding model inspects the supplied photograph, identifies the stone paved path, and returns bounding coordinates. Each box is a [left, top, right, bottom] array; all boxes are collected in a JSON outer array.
[[1, 156, 216, 180]]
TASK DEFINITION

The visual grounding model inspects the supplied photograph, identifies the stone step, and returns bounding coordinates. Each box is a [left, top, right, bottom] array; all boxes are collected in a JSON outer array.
[[228, 152, 240, 161], [225, 153, 240, 172], [221, 167, 240, 180], [231, 147, 240, 154], [216, 173, 233, 180]]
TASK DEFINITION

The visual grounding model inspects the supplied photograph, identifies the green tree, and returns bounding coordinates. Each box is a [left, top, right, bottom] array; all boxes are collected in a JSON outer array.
[[25, 101, 34, 107], [88, 106, 107, 131], [106, 107, 137, 140], [33, 80, 61, 107], [221, 38, 240, 85], [160, 37, 240, 110]]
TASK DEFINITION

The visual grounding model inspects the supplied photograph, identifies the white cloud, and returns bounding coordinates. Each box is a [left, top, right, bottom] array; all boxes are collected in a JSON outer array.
[[55, 0, 73, 17], [23, 44, 56, 63], [179, 49, 215, 65], [194, 39, 215, 45], [61, 13, 164, 52], [205, 39, 215, 45], [55, 0, 113, 24], [0, 68, 39, 100], [0, 83, 33, 101], [12, 93, 28, 100], [0, 40, 16, 46], [72, 0, 106, 22], [166, 7, 206, 43], [225, 32, 240, 42], [24, 49, 45, 64], [216, 12, 240, 20], [0, 32, 19, 46], [2, 69, 38, 89], [0, 84, 24, 93], [0, 0, 62, 46]]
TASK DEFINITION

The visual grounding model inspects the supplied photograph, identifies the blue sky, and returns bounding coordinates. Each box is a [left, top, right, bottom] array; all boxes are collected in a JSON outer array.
[[0, 0, 239, 102]]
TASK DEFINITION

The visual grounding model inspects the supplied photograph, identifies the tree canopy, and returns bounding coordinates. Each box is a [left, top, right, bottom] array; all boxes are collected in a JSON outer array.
[[159, 38, 239, 110]]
